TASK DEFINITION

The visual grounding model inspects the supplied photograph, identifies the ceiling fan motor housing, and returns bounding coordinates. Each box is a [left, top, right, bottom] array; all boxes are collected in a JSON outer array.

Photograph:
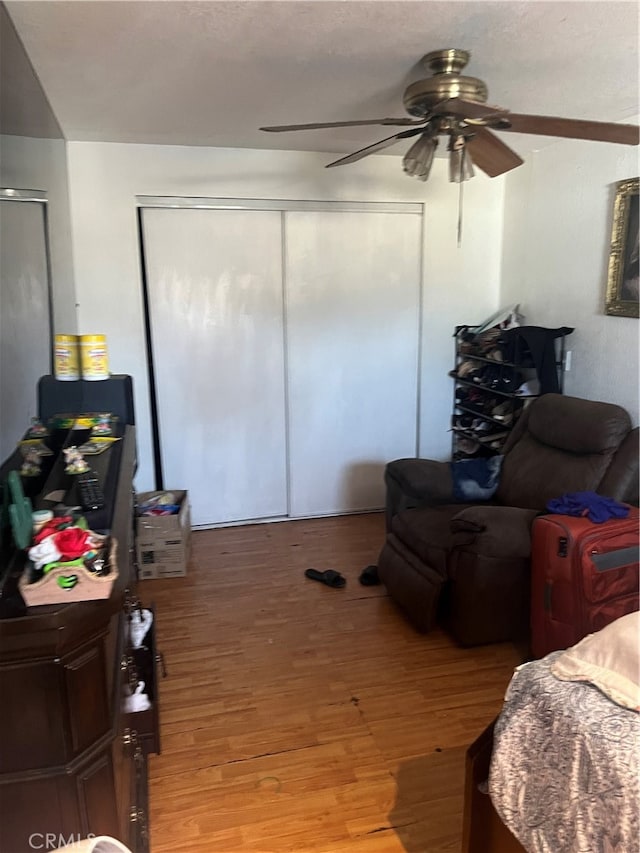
[[403, 48, 488, 117]]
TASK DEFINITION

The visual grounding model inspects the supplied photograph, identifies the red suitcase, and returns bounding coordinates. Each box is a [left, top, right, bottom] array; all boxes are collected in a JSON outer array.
[[530, 508, 640, 659]]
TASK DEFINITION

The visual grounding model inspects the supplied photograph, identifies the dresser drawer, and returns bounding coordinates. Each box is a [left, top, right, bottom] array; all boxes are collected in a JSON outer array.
[[125, 605, 162, 756]]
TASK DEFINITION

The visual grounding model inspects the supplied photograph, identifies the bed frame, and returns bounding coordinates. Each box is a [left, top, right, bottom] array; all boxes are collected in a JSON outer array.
[[461, 718, 527, 853]]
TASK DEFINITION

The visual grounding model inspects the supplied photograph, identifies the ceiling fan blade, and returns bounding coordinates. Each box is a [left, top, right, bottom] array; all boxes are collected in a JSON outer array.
[[437, 97, 510, 121], [466, 127, 524, 177], [494, 113, 639, 146], [260, 117, 425, 132], [325, 127, 425, 168]]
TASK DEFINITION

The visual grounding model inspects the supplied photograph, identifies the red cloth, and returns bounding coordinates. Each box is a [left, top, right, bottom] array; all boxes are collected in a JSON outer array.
[[52, 527, 93, 560], [33, 517, 73, 544]]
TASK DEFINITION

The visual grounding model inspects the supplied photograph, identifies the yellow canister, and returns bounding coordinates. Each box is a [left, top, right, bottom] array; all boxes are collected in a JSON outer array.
[[79, 334, 110, 381], [54, 334, 80, 381]]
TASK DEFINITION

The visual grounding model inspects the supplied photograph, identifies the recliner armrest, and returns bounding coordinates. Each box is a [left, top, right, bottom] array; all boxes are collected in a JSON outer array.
[[450, 505, 540, 558]]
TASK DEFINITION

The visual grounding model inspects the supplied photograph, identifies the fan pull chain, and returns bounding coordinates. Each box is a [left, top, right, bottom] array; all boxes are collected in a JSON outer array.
[[457, 156, 464, 248]]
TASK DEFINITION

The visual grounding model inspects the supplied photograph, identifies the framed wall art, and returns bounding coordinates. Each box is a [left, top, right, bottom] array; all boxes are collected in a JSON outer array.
[[605, 177, 639, 318]]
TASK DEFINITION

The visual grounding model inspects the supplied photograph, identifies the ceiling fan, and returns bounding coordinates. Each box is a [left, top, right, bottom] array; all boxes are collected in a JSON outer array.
[[260, 49, 639, 184]]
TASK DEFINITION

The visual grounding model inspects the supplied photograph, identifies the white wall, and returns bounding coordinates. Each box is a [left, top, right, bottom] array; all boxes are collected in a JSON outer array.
[[10, 131, 633, 496], [0, 135, 76, 333], [65, 142, 504, 490], [501, 134, 639, 423]]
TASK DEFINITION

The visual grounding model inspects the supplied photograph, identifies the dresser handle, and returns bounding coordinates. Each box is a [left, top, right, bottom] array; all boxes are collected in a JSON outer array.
[[124, 588, 141, 616], [122, 727, 139, 747], [121, 654, 139, 692], [130, 806, 145, 823], [156, 651, 167, 678]]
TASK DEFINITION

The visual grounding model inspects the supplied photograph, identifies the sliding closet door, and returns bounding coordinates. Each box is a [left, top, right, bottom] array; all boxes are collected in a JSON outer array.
[[141, 208, 287, 526], [0, 198, 51, 462], [285, 209, 422, 517]]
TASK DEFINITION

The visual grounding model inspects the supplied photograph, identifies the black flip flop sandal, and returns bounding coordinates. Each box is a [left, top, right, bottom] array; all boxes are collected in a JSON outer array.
[[304, 568, 346, 588], [359, 565, 380, 586]]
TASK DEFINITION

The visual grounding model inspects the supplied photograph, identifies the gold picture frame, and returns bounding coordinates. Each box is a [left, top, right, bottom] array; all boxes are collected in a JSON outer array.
[[605, 177, 639, 318]]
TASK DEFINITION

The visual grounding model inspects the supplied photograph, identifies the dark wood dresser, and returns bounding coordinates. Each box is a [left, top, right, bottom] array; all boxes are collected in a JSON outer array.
[[0, 427, 158, 852]]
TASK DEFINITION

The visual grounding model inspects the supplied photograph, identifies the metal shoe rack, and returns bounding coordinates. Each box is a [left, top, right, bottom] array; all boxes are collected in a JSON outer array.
[[450, 324, 570, 461]]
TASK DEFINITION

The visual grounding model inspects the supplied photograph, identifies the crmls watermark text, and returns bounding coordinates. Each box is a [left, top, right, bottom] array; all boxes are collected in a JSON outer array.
[[29, 833, 96, 849]]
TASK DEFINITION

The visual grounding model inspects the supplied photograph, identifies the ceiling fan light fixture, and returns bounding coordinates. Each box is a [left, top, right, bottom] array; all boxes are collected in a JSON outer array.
[[448, 135, 474, 183], [261, 47, 639, 186], [403, 133, 439, 181]]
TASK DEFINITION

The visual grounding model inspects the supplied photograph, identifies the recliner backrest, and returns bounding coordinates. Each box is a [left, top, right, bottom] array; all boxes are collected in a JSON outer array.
[[495, 394, 634, 510]]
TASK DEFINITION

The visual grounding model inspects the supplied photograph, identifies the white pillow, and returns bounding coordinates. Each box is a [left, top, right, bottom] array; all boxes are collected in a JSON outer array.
[[550, 611, 640, 711]]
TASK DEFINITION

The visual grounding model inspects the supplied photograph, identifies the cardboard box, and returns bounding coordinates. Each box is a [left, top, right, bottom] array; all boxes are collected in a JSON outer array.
[[136, 490, 191, 579]]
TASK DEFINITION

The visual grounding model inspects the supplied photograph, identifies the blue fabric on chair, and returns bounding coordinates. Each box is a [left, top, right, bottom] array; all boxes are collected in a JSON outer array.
[[450, 455, 503, 502]]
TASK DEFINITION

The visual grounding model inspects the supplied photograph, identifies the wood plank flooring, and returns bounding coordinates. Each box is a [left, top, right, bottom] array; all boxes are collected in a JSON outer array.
[[142, 513, 522, 853]]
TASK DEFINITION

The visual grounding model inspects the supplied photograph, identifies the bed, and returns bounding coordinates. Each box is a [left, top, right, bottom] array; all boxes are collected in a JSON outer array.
[[488, 611, 640, 853]]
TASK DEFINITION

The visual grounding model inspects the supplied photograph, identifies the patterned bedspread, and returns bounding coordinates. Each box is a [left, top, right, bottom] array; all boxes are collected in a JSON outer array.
[[488, 653, 640, 853]]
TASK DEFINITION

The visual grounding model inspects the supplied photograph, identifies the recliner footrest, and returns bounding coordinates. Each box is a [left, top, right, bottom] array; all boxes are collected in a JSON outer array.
[[378, 535, 445, 633]]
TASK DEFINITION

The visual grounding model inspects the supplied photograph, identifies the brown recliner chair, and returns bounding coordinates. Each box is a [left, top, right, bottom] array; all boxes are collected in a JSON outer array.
[[378, 394, 639, 646]]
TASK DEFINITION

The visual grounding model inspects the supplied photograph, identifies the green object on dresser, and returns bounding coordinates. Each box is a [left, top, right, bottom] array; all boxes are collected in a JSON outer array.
[[7, 471, 33, 550]]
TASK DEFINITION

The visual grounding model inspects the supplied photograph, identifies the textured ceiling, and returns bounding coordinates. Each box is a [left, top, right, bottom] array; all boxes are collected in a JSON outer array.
[[4, 0, 640, 161]]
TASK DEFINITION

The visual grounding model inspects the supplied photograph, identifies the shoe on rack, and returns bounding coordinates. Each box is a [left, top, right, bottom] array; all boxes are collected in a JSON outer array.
[[476, 363, 506, 388], [497, 371, 523, 393], [457, 360, 480, 379], [475, 420, 508, 435], [463, 400, 487, 415], [476, 328, 502, 351], [452, 414, 476, 429], [457, 386, 484, 405], [479, 397, 499, 415], [486, 347, 504, 362], [515, 378, 541, 396], [491, 400, 512, 419], [456, 437, 480, 455]]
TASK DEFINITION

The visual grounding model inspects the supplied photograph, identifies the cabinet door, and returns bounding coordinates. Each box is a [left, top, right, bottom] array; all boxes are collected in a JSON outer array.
[[141, 208, 288, 526], [285, 209, 422, 516], [64, 641, 111, 755], [76, 750, 120, 838], [0, 753, 120, 853]]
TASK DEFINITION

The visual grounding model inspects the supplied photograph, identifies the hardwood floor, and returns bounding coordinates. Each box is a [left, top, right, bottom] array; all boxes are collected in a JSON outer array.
[[142, 513, 522, 853]]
